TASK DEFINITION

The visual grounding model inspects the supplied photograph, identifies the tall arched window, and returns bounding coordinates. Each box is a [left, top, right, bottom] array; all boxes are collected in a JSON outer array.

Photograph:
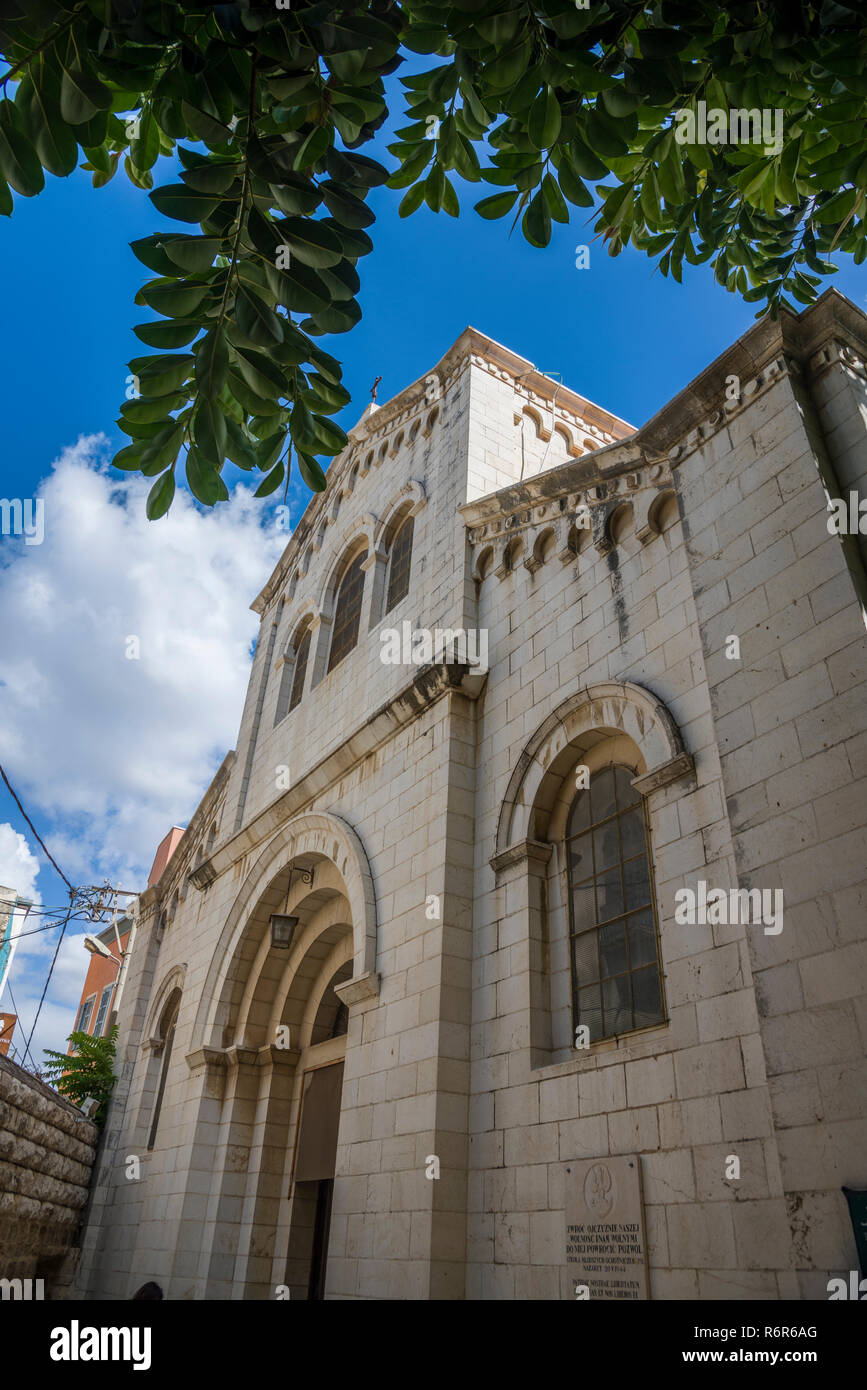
[[328, 552, 366, 672], [274, 623, 312, 724], [147, 989, 181, 1151], [385, 514, 414, 614], [566, 764, 664, 1043], [288, 626, 311, 712]]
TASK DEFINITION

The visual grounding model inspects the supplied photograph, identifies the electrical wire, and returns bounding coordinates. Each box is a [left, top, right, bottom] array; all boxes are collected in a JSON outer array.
[[23, 902, 75, 1060], [0, 761, 74, 893], [2, 979, 37, 1072]]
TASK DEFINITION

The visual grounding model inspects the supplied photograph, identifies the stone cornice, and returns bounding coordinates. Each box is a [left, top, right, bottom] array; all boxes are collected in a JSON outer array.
[[251, 327, 634, 616], [490, 839, 553, 875], [634, 288, 867, 464], [459, 442, 652, 530], [190, 662, 487, 887]]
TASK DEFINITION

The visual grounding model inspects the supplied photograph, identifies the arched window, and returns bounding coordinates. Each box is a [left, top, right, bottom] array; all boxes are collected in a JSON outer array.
[[288, 626, 311, 712], [566, 764, 664, 1043], [147, 989, 181, 1151], [328, 552, 366, 672], [275, 623, 312, 723], [385, 514, 414, 614]]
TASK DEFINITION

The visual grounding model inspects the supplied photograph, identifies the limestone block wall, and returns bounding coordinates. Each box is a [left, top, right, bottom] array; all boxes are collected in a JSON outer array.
[[74, 298, 867, 1302], [673, 355, 867, 1299], [0, 1052, 98, 1291], [461, 321, 867, 1300]]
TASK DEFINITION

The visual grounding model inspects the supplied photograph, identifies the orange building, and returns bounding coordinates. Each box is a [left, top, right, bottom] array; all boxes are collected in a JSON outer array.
[[0, 1011, 16, 1056], [69, 826, 185, 1048], [71, 920, 131, 1044]]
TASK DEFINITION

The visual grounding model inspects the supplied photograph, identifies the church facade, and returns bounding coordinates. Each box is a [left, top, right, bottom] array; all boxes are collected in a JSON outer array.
[[76, 290, 867, 1300]]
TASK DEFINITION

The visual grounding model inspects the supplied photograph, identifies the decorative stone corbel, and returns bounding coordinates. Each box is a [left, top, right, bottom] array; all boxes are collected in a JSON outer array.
[[334, 971, 380, 1006]]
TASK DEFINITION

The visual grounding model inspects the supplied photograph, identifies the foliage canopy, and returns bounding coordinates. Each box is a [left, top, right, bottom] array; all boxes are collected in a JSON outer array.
[[1, 1, 865, 516]]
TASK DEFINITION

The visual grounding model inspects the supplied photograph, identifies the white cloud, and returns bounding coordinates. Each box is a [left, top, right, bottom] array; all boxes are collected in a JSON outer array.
[[0, 437, 287, 1062], [0, 823, 41, 901], [0, 435, 285, 885]]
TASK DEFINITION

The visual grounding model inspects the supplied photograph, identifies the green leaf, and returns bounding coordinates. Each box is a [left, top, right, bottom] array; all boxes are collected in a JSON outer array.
[[59, 54, 111, 125], [301, 298, 362, 336], [424, 163, 444, 212], [136, 353, 195, 396], [139, 278, 209, 319], [120, 393, 186, 424], [306, 373, 350, 411], [112, 442, 146, 472], [162, 235, 221, 273], [0, 101, 44, 197], [528, 86, 561, 151], [134, 319, 202, 348], [523, 189, 551, 248], [131, 106, 160, 173], [294, 125, 331, 171], [193, 397, 228, 463], [585, 109, 629, 158], [130, 234, 177, 276], [20, 73, 78, 178], [195, 328, 229, 398], [475, 190, 519, 219], [441, 175, 460, 217], [542, 172, 569, 224], [235, 286, 285, 346], [815, 187, 859, 223], [232, 343, 286, 400], [399, 181, 426, 217], [256, 430, 286, 471], [320, 180, 376, 229], [186, 446, 228, 505], [181, 160, 240, 194], [297, 451, 327, 492], [312, 415, 348, 455], [253, 461, 286, 497], [276, 216, 344, 268], [557, 162, 593, 207], [150, 184, 221, 223], [146, 470, 176, 520], [225, 419, 258, 471]]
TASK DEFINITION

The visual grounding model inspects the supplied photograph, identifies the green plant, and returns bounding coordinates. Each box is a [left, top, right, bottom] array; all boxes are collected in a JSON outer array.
[[43, 1024, 118, 1124], [1, 1, 865, 517]]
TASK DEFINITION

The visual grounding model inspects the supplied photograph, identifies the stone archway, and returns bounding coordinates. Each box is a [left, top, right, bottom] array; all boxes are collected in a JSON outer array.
[[178, 812, 378, 1299], [495, 680, 691, 858], [491, 681, 693, 1066]]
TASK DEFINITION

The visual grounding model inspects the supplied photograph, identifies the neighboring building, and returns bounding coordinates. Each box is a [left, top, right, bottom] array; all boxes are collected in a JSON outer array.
[[69, 920, 131, 1049], [0, 1012, 16, 1058], [77, 291, 867, 1300], [69, 830, 184, 1052], [0, 887, 30, 1003]]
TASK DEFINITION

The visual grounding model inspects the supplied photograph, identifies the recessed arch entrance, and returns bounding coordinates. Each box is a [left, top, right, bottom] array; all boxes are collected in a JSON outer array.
[[182, 812, 378, 1299]]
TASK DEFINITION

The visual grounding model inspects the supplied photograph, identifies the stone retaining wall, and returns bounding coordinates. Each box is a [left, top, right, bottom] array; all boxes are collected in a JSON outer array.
[[0, 1052, 99, 1294]]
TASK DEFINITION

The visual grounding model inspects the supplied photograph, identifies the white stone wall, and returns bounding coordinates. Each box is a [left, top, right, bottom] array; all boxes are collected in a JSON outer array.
[[75, 304, 867, 1301]]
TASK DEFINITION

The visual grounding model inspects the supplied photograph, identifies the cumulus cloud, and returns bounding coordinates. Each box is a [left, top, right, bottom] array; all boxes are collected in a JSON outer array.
[[0, 435, 285, 883], [0, 823, 40, 901], [0, 436, 287, 1059]]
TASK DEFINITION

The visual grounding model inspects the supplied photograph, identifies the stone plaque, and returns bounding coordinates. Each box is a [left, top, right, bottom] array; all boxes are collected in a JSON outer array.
[[565, 1155, 649, 1300]]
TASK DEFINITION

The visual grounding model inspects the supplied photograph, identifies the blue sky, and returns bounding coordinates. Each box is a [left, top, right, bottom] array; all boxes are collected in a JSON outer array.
[[1, 70, 865, 1061]]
